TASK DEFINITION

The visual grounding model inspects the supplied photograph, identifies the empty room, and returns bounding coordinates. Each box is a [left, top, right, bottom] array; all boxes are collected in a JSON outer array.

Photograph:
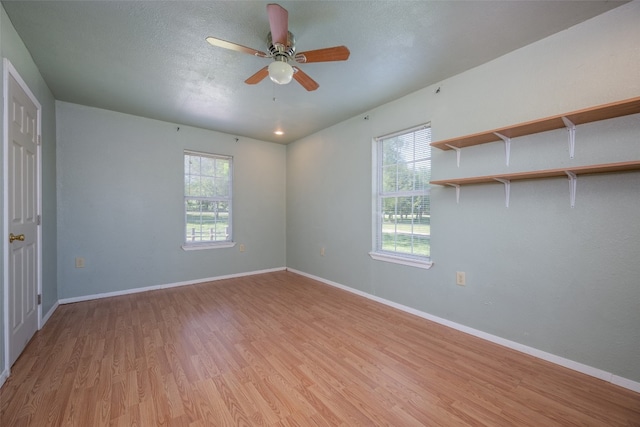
[[1, 1, 639, 425]]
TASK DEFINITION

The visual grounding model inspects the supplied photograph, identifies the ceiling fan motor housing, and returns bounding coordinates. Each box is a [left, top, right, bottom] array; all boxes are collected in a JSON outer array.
[[267, 31, 296, 60]]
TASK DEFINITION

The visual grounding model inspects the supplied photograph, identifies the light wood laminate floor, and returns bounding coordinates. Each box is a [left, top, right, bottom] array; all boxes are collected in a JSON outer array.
[[1, 271, 639, 426]]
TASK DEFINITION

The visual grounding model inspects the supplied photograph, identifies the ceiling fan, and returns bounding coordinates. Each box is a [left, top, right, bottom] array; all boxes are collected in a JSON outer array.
[[206, 3, 350, 91]]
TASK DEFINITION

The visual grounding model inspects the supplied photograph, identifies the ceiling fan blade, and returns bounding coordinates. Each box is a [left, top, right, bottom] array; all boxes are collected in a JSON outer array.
[[206, 36, 268, 57], [295, 46, 350, 63], [292, 67, 319, 91], [267, 3, 289, 46], [245, 67, 269, 85]]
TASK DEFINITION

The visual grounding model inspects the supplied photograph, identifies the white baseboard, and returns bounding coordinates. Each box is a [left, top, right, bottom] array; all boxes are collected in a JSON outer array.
[[286, 268, 640, 394], [41, 301, 59, 328], [0, 368, 8, 389], [59, 267, 287, 305], [611, 375, 640, 393]]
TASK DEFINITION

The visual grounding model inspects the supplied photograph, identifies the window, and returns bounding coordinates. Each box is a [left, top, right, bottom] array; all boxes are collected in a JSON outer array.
[[183, 150, 233, 249], [370, 125, 433, 269]]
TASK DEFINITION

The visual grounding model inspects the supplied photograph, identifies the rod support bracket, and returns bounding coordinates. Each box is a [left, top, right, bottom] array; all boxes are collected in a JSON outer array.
[[494, 178, 511, 207], [445, 144, 462, 167], [566, 171, 577, 208], [446, 183, 461, 204], [562, 116, 576, 159], [494, 132, 511, 166]]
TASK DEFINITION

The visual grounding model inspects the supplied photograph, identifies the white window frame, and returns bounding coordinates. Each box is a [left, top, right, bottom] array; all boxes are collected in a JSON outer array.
[[369, 124, 433, 269], [182, 150, 235, 251]]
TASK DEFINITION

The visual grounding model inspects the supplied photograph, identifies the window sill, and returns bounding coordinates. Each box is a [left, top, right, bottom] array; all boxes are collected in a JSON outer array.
[[369, 251, 433, 270], [182, 242, 236, 251]]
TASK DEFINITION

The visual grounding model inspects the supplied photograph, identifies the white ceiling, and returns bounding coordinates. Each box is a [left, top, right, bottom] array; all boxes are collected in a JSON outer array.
[[2, 1, 626, 144]]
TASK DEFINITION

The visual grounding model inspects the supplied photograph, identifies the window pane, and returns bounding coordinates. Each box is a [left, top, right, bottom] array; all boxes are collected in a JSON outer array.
[[382, 138, 404, 165], [201, 156, 216, 177], [185, 199, 229, 242], [200, 175, 215, 197], [381, 196, 398, 223], [414, 129, 432, 160], [395, 233, 415, 255], [216, 157, 229, 175], [215, 177, 230, 198], [413, 159, 431, 191], [382, 164, 398, 192], [414, 196, 430, 225], [382, 232, 398, 252], [396, 195, 414, 219], [186, 155, 201, 175], [413, 235, 431, 257], [397, 164, 413, 191], [185, 174, 200, 196]]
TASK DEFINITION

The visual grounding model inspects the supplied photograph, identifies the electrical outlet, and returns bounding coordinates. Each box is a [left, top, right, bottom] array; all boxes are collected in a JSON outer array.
[[456, 271, 466, 286], [239, 244, 245, 252], [320, 247, 325, 256], [75, 257, 85, 268]]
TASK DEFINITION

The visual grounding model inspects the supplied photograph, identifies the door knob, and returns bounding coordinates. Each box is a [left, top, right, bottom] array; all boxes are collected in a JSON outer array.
[[9, 233, 25, 243]]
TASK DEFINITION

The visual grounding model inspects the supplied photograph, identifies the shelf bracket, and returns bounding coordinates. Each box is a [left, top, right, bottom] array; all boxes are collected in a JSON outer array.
[[494, 178, 511, 207], [566, 171, 577, 208], [445, 144, 462, 167], [561, 116, 576, 159], [446, 183, 461, 204], [494, 132, 511, 166]]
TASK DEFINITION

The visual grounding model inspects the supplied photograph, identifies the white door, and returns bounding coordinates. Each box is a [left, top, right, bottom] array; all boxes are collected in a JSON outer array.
[[6, 68, 40, 367]]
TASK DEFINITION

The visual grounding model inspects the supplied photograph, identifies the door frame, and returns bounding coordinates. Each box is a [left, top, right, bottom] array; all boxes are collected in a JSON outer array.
[[2, 58, 43, 377]]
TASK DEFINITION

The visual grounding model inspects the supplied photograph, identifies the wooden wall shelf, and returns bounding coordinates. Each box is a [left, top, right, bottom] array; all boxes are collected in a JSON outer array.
[[430, 161, 640, 208], [431, 96, 640, 151], [430, 161, 640, 187], [429, 96, 640, 206]]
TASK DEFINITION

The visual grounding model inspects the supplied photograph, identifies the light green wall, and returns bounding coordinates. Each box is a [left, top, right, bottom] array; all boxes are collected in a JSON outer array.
[[55, 102, 286, 299], [287, 2, 640, 382], [0, 5, 57, 375]]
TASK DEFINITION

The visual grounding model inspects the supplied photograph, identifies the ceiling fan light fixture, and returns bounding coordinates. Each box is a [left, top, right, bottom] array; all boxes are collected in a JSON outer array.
[[268, 60, 294, 85]]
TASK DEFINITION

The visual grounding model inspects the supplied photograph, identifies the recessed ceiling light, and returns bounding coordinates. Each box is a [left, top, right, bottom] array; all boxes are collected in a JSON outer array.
[[274, 130, 284, 135]]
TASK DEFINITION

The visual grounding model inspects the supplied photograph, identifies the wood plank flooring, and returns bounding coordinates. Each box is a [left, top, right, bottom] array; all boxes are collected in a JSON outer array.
[[1, 271, 639, 426]]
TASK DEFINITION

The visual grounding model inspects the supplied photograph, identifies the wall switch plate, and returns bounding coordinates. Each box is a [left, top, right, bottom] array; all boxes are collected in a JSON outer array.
[[239, 244, 245, 252], [75, 257, 85, 268], [320, 247, 325, 256], [456, 271, 466, 286]]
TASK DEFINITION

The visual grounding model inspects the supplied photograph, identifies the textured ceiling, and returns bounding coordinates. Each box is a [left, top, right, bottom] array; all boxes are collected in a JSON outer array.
[[2, 1, 626, 144]]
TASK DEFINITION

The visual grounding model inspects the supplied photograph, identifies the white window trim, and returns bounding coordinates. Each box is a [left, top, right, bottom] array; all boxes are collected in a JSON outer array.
[[181, 241, 236, 251], [371, 123, 433, 268], [369, 251, 433, 269], [375, 124, 430, 142]]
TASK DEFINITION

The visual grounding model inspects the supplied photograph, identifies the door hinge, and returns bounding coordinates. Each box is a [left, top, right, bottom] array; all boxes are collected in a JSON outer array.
[[37, 214, 41, 225], [38, 294, 42, 305], [37, 135, 42, 145]]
